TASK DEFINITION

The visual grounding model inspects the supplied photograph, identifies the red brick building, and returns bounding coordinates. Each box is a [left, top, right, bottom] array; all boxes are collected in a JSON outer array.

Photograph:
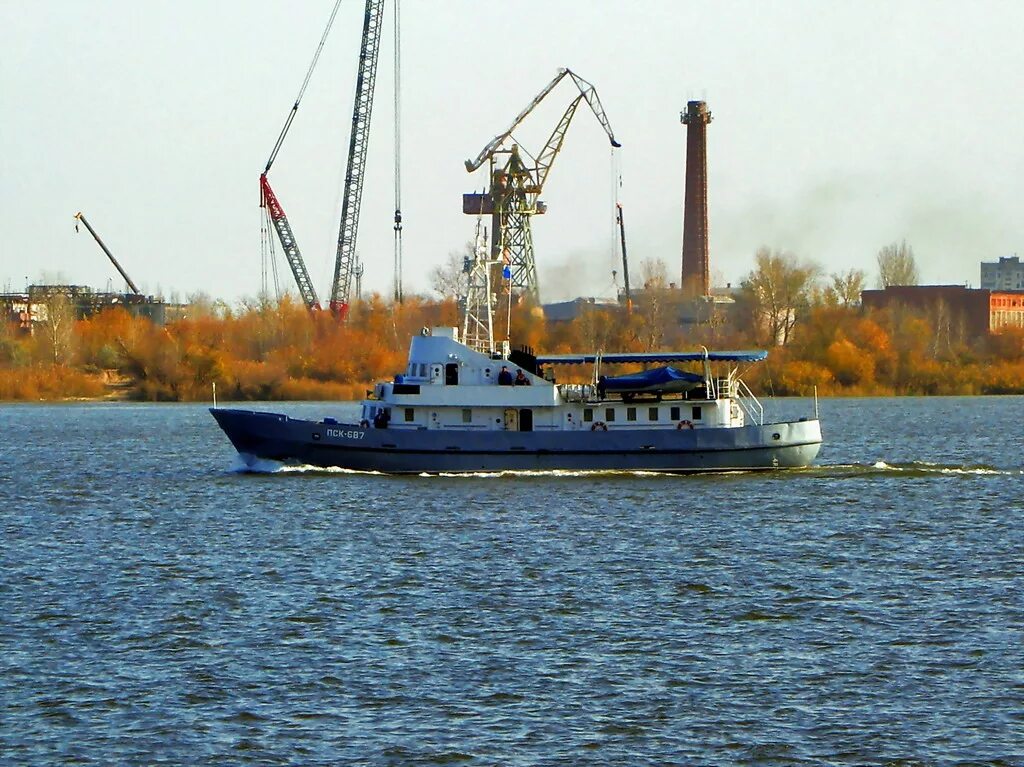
[[861, 285, 1024, 337], [989, 290, 1024, 330]]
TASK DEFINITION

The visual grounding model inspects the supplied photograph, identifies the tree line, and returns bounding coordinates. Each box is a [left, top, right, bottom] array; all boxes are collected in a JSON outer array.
[[2, 241, 1022, 400]]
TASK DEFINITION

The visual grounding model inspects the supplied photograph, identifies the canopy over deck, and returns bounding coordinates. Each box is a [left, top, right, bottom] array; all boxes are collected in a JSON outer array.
[[536, 350, 768, 365]]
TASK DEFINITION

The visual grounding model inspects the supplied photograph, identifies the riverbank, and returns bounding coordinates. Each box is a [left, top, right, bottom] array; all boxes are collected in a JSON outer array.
[[0, 366, 370, 403], [4, 295, 1024, 401], [3, 364, 1024, 402]]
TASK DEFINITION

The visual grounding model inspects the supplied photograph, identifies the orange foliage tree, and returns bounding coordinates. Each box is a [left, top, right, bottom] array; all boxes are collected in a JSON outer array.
[[4, 279, 1024, 400]]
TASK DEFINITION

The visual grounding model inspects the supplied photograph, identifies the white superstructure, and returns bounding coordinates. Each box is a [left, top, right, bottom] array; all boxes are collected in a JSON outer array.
[[360, 327, 759, 434]]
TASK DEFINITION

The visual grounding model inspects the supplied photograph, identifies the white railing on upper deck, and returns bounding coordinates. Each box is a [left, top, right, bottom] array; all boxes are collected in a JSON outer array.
[[734, 377, 764, 426]]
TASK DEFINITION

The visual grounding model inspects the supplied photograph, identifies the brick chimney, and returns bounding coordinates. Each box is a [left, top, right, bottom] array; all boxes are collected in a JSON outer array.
[[681, 100, 712, 297]]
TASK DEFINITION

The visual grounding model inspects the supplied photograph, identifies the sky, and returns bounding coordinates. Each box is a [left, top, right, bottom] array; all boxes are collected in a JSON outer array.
[[3, 0, 1023, 304]]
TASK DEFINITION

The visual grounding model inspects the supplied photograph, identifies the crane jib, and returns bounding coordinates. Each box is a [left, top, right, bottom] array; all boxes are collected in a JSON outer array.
[[330, 0, 387, 316]]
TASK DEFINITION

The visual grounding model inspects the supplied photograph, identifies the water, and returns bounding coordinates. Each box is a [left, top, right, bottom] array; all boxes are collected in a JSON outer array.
[[2, 397, 1022, 765]]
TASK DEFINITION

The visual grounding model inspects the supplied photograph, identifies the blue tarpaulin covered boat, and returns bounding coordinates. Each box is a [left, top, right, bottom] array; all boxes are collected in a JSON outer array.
[[601, 366, 705, 394]]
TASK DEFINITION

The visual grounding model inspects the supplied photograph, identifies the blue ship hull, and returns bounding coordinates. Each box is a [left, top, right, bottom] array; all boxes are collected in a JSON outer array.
[[211, 408, 823, 474]]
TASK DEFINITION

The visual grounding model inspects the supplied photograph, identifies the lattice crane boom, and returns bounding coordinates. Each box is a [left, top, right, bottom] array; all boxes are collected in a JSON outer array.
[[260, 174, 321, 310], [73, 212, 142, 296], [259, 0, 341, 312], [465, 68, 620, 174], [462, 68, 621, 303], [330, 0, 387, 319]]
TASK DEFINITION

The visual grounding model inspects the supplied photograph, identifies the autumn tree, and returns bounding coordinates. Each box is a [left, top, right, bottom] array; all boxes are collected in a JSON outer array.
[[38, 290, 76, 365], [740, 248, 820, 346], [823, 268, 867, 307], [429, 243, 472, 300], [876, 240, 919, 287], [639, 258, 669, 290]]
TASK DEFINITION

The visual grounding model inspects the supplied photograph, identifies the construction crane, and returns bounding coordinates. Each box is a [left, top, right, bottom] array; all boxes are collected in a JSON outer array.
[[260, 176, 321, 310], [259, 0, 343, 312], [73, 212, 142, 296], [329, 0, 387, 319], [463, 68, 620, 304]]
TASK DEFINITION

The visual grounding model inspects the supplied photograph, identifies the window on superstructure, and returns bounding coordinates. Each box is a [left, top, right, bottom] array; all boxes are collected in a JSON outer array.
[[605, 408, 616, 422], [648, 407, 658, 421], [627, 407, 637, 422], [583, 408, 594, 422], [692, 406, 702, 420], [404, 408, 414, 422], [670, 406, 681, 421], [462, 409, 472, 423]]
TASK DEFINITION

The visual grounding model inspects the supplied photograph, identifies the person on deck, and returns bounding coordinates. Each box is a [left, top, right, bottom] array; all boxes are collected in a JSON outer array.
[[515, 369, 531, 386], [498, 366, 513, 385]]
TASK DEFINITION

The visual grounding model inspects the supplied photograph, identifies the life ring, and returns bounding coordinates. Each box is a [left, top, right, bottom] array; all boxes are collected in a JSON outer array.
[[677, 420, 694, 430], [359, 419, 369, 428], [591, 421, 608, 431]]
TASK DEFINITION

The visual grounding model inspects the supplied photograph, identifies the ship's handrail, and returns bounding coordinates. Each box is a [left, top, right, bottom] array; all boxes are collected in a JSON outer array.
[[734, 376, 764, 426]]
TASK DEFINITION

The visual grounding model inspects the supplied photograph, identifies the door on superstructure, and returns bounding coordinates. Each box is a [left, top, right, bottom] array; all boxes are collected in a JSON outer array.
[[518, 409, 533, 432], [503, 408, 518, 431], [445, 363, 459, 385]]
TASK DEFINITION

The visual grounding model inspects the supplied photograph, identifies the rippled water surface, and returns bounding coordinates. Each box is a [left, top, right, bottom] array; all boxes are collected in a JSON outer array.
[[3, 397, 1023, 765]]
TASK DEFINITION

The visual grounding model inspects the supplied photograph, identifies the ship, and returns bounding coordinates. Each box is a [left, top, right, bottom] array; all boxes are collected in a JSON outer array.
[[210, 326, 823, 474]]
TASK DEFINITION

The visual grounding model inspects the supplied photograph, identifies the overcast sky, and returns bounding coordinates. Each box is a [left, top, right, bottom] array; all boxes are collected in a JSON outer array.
[[3, 0, 1023, 303]]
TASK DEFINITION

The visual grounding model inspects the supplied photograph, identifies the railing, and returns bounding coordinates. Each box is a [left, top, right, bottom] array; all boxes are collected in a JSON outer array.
[[734, 377, 764, 426]]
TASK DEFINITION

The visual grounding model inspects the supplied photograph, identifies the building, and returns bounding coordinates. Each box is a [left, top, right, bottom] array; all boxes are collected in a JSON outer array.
[[541, 297, 620, 323], [861, 285, 1024, 336], [981, 256, 1024, 290], [989, 290, 1024, 330], [0, 285, 170, 332]]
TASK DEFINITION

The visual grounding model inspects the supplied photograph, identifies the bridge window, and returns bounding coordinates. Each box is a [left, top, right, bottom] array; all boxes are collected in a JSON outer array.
[[404, 408, 414, 422], [670, 406, 681, 421], [583, 408, 594, 422], [648, 407, 659, 421], [605, 408, 616, 422], [627, 407, 637, 422], [692, 406, 702, 421]]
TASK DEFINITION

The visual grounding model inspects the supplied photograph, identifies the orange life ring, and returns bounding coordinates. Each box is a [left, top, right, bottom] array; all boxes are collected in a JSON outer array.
[[591, 421, 608, 431], [677, 420, 694, 430]]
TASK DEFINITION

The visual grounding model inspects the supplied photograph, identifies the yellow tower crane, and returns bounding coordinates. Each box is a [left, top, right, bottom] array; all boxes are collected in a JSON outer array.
[[463, 68, 620, 304]]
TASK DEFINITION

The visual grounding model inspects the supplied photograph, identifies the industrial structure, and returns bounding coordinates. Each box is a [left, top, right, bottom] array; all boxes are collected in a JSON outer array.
[[257, 1, 343, 312], [0, 285, 169, 331], [19, 212, 171, 326], [463, 68, 620, 306], [459, 220, 499, 354], [680, 100, 712, 298], [330, 0, 387, 319], [258, 0, 394, 320]]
